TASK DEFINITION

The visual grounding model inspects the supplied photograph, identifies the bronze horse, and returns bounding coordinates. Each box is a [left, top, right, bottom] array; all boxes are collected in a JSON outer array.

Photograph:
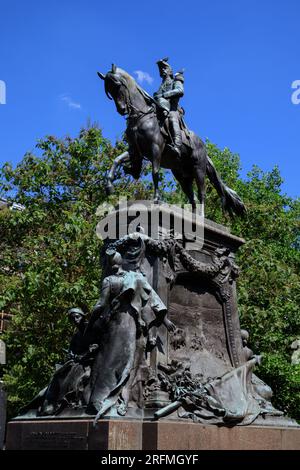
[[98, 64, 245, 217]]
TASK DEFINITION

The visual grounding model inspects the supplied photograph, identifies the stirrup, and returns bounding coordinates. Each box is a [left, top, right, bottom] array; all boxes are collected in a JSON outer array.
[[166, 144, 181, 157]]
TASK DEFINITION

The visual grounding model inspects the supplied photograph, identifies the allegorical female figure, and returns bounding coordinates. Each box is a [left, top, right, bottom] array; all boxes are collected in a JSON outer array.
[[85, 249, 175, 419]]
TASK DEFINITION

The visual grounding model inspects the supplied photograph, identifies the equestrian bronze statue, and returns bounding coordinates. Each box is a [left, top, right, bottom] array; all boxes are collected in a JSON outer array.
[[98, 60, 246, 217]]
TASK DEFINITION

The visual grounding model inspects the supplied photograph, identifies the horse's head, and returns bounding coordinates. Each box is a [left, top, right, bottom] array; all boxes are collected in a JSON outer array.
[[98, 64, 154, 116], [97, 64, 134, 116]]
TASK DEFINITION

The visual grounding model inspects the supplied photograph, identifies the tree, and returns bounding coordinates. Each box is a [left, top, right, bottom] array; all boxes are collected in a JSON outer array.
[[0, 128, 299, 420], [0, 126, 151, 414]]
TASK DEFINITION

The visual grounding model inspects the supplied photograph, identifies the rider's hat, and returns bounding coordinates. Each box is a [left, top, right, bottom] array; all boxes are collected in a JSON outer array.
[[156, 57, 173, 75]]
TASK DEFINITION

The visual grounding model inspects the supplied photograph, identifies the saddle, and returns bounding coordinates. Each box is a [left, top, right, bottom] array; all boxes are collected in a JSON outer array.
[[156, 106, 194, 151]]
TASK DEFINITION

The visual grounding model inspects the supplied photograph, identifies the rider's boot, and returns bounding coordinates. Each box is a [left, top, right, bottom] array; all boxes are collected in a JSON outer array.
[[168, 111, 182, 157]]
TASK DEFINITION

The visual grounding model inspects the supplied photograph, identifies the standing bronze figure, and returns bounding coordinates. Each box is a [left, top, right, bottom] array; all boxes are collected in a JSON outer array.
[[98, 61, 246, 217]]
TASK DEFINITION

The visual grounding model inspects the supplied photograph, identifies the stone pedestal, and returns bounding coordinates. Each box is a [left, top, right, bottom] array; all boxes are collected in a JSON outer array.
[[101, 204, 246, 381], [6, 419, 300, 450], [6, 206, 299, 449]]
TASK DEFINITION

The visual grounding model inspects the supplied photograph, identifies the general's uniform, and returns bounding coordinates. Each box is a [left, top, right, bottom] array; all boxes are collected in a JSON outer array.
[[154, 69, 185, 154]]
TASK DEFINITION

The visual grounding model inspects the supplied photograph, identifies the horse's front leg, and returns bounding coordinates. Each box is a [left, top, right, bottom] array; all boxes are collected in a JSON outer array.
[[150, 143, 162, 203], [105, 151, 130, 195]]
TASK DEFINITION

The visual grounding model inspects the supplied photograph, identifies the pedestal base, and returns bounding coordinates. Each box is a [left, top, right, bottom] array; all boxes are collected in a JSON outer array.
[[5, 419, 300, 450]]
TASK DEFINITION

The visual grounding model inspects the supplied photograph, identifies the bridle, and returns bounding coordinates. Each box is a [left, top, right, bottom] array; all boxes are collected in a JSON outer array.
[[106, 74, 155, 123]]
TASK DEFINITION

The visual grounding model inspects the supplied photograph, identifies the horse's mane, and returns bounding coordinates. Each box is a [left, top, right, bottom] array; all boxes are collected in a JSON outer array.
[[116, 67, 155, 106]]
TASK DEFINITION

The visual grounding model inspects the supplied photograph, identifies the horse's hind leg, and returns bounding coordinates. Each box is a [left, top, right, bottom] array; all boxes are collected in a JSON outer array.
[[194, 167, 205, 217], [106, 151, 130, 195], [192, 146, 206, 217], [172, 170, 196, 210], [150, 142, 163, 203]]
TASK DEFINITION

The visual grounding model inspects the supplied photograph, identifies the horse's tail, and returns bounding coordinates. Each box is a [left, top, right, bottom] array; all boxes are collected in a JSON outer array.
[[206, 156, 246, 216]]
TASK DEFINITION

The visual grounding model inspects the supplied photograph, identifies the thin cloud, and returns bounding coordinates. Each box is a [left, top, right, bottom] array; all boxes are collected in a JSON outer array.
[[0, 80, 6, 104], [134, 70, 153, 85], [60, 94, 81, 110]]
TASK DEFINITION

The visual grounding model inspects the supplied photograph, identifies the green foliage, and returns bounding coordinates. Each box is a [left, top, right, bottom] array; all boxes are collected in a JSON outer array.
[[0, 130, 299, 420], [0, 126, 153, 416]]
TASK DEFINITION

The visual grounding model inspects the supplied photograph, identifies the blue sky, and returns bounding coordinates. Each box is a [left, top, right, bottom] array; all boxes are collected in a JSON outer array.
[[0, 0, 299, 196]]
